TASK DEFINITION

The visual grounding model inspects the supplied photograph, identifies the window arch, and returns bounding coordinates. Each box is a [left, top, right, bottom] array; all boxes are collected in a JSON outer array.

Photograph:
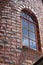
[[20, 9, 41, 52]]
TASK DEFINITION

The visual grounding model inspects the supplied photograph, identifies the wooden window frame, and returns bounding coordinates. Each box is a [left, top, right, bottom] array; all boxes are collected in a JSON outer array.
[[20, 9, 41, 52]]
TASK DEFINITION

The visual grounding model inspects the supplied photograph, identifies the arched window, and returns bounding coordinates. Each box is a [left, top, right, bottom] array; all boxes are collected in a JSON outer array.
[[20, 9, 41, 51]]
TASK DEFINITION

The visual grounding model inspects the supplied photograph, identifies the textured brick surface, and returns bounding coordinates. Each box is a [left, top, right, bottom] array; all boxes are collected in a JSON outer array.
[[0, 0, 43, 65]]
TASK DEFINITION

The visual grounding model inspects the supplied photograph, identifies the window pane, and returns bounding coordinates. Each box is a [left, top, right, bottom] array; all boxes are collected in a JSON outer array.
[[21, 12, 33, 22], [29, 32, 36, 40], [27, 15, 33, 22], [29, 23, 35, 32], [22, 28, 28, 37], [22, 37, 29, 47], [22, 19, 28, 29], [21, 12, 26, 18], [30, 40, 36, 50]]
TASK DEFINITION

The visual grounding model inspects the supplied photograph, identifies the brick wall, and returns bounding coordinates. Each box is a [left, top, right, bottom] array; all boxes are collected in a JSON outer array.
[[0, 0, 43, 65]]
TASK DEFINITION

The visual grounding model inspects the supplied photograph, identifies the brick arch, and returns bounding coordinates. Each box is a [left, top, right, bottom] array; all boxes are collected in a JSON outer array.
[[17, 4, 39, 27], [16, 1, 39, 24], [17, 3, 38, 19], [20, 8, 38, 22]]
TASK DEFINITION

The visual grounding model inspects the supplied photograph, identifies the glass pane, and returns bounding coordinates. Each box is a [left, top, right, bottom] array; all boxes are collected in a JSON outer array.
[[22, 19, 28, 29], [29, 31, 36, 40], [22, 37, 29, 47], [29, 23, 35, 32], [27, 15, 33, 22], [21, 12, 25, 17], [21, 12, 27, 18], [22, 28, 28, 37], [21, 12, 33, 22], [30, 40, 36, 50]]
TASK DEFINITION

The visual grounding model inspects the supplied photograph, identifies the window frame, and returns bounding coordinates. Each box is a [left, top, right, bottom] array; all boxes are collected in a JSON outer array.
[[20, 10, 41, 52]]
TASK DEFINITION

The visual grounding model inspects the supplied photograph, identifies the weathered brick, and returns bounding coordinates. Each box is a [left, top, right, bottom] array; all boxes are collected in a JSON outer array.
[[0, 0, 43, 65]]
